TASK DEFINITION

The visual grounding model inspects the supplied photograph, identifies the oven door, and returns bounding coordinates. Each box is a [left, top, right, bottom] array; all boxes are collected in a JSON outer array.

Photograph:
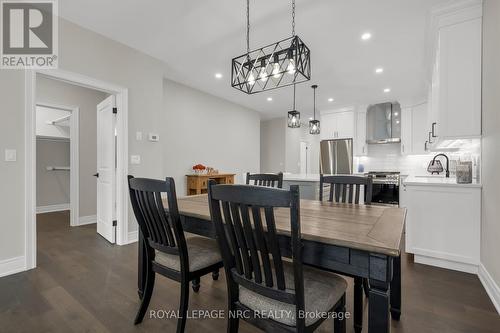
[[370, 183, 399, 205]]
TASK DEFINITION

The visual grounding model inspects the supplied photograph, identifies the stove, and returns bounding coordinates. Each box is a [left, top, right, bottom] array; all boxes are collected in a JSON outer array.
[[365, 171, 400, 205]]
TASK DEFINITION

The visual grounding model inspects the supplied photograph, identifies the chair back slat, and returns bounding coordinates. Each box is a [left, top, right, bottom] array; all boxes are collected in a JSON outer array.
[[128, 176, 187, 260], [246, 172, 284, 189], [208, 183, 301, 305], [320, 175, 373, 205]]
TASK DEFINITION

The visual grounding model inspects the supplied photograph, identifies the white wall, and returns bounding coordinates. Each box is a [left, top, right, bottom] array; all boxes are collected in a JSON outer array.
[[36, 76, 109, 218], [36, 140, 70, 207], [260, 118, 286, 173], [0, 17, 167, 262], [163, 79, 261, 196], [481, 0, 500, 308]]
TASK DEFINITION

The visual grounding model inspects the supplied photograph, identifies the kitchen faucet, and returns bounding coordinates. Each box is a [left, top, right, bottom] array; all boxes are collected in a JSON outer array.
[[432, 153, 450, 178]]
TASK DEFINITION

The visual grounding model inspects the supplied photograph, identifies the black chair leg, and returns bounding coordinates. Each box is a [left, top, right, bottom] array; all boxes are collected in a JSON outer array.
[[227, 306, 239, 333], [212, 269, 219, 281], [134, 264, 155, 325], [177, 280, 190, 333], [192, 277, 200, 292], [363, 278, 370, 298], [333, 295, 346, 333]]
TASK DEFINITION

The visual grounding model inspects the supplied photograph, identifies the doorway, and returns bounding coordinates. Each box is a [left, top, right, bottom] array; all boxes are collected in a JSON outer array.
[[25, 69, 129, 270]]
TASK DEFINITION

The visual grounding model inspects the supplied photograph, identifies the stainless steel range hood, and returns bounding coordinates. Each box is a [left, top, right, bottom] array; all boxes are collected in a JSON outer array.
[[366, 102, 401, 144]]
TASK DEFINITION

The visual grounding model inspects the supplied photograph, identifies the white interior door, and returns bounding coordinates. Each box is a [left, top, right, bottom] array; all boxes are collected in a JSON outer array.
[[96, 95, 116, 243]]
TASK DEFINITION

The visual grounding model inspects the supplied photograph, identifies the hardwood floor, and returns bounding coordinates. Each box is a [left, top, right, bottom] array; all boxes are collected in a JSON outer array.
[[0, 211, 498, 332]]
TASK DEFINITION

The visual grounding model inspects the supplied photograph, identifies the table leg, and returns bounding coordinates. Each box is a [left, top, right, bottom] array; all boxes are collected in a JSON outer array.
[[368, 253, 391, 333], [368, 280, 390, 333], [354, 277, 363, 333], [138, 230, 146, 299], [390, 254, 401, 320]]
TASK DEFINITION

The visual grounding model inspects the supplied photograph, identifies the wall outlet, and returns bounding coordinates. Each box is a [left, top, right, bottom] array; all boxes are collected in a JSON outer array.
[[136, 131, 143, 141], [148, 133, 159, 142], [4, 149, 16, 162], [130, 155, 141, 165]]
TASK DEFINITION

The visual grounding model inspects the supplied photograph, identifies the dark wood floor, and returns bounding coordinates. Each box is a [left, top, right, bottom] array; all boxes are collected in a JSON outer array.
[[0, 211, 498, 333]]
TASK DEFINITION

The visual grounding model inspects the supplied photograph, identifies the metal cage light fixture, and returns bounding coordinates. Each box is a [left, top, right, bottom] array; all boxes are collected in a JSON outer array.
[[231, 0, 311, 94], [309, 84, 320, 135], [287, 84, 301, 128]]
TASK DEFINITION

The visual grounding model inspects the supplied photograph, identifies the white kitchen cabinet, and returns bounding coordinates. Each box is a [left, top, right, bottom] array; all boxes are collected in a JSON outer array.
[[401, 103, 429, 155], [428, 2, 482, 143], [354, 109, 367, 156], [403, 181, 481, 273], [319, 109, 354, 141]]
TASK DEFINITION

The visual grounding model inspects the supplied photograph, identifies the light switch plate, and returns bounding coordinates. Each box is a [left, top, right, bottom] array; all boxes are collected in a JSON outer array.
[[130, 155, 141, 164], [5, 149, 16, 162]]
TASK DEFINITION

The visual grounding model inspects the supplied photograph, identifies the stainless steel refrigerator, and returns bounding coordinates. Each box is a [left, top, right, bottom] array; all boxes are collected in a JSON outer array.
[[319, 139, 353, 174]]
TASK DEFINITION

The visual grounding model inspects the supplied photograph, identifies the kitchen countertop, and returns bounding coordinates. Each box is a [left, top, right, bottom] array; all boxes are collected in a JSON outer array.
[[282, 173, 367, 182], [403, 175, 482, 188]]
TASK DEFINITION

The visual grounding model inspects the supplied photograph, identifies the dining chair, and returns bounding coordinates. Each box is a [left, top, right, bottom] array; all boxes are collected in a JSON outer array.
[[319, 174, 373, 204], [128, 176, 224, 333], [246, 172, 284, 188], [208, 180, 348, 333], [319, 174, 373, 333]]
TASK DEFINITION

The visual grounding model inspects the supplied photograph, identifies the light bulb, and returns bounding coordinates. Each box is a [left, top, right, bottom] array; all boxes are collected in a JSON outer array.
[[272, 63, 281, 78], [312, 124, 317, 130], [248, 72, 255, 85], [291, 116, 297, 124], [259, 67, 268, 82], [287, 59, 296, 74]]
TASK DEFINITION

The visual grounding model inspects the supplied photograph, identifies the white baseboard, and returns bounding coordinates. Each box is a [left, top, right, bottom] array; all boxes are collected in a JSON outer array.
[[414, 254, 478, 274], [36, 203, 70, 214], [127, 230, 138, 244], [77, 215, 97, 226], [478, 263, 500, 315], [0, 256, 26, 278]]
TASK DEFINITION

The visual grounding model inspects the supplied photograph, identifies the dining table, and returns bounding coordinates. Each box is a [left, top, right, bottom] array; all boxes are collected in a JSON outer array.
[[137, 194, 406, 333]]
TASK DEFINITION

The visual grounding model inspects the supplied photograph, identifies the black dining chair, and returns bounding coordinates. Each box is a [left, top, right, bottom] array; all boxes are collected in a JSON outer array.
[[208, 180, 348, 333], [319, 174, 373, 204], [246, 172, 284, 188], [319, 174, 373, 333], [128, 176, 224, 333]]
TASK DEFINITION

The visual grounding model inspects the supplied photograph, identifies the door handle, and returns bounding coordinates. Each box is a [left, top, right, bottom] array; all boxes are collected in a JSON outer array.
[[431, 122, 437, 137], [93, 173, 99, 178]]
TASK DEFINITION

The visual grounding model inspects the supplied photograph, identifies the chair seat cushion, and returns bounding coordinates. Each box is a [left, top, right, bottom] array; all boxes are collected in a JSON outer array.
[[239, 262, 347, 327], [154, 236, 221, 272]]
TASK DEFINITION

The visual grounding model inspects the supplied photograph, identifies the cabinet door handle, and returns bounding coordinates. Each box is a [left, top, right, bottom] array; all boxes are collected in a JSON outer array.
[[432, 122, 437, 137], [425, 141, 428, 151], [428, 132, 433, 144], [362, 146, 365, 154], [402, 143, 405, 153]]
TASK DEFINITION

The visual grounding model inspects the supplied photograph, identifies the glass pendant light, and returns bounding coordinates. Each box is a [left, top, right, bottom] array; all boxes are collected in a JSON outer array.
[[287, 84, 300, 128], [309, 84, 320, 135]]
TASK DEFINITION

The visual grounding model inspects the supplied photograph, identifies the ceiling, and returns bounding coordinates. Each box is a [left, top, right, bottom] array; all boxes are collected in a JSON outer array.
[[59, 0, 451, 119]]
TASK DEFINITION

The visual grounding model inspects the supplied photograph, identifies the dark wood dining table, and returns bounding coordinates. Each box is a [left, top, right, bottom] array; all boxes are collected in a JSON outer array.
[[137, 194, 406, 333]]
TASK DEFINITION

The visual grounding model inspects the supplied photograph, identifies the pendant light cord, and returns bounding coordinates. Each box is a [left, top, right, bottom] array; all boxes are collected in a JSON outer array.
[[293, 84, 296, 110], [292, 0, 295, 36], [246, 0, 250, 54]]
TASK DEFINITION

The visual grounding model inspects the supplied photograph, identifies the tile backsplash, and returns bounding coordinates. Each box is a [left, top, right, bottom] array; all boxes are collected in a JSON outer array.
[[355, 140, 481, 180]]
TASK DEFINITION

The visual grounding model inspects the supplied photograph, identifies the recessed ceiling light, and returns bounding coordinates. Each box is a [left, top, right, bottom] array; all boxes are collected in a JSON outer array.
[[394, 112, 399, 116], [215, 73, 223, 79], [375, 68, 384, 74], [309, 117, 314, 120], [361, 32, 372, 41], [267, 97, 273, 102], [396, 120, 400, 124], [384, 88, 391, 93], [328, 98, 334, 102]]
